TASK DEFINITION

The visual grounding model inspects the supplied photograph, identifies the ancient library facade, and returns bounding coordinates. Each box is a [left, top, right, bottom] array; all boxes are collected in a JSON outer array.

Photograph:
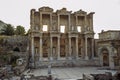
[[29, 7, 96, 67]]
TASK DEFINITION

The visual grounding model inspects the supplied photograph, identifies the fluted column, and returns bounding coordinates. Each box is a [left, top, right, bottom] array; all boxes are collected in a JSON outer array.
[[31, 36, 35, 67], [85, 36, 88, 60], [69, 37, 71, 60], [39, 37, 43, 61], [76, 37, 78, 59], [50, 37, 53, 60], [57, 37, 60, 60]]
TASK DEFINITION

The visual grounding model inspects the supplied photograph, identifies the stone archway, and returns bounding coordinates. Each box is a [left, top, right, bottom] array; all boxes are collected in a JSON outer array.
[[102, 49, 109, 66]]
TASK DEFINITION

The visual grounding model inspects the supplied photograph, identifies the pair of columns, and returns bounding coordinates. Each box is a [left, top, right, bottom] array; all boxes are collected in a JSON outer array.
[[68, 37, 78, 59], [31, 36, 42, 62], [50, 36, 60, 60], [85, 36, 94, 60]]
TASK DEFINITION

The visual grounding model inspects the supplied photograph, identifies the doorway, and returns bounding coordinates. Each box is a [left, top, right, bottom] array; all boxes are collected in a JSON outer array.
[[102, 49, 109, 66]]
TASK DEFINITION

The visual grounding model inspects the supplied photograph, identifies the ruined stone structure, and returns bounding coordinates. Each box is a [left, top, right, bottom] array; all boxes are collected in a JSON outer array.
[[98, 30, 120, 69], [29, 7, 98, 67]]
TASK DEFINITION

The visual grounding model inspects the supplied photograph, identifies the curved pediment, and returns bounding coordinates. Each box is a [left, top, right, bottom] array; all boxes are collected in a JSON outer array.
[[39, 6, 53, 12], [74, 9, 87, 16], [56, 8, 72, 14]]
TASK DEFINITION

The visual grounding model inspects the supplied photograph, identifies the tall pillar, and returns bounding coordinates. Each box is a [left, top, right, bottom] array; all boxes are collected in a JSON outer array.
[[84, 15, 87, 31], [40, 13, 42, 31], [91, 38, 94, 59], [39, 37, 43, 61], [50, 14, 52, 31], [31, 36, 35, 67], [50, 37, 53, 60], [75, 16, 78, 31], [76, 37, 78, 59], [68, 14, 71, 31], [57, 37, 60, 60], [58, 14, 60, 32], [69, 37, 71, 60], [85, 36, 89, 60], [76, 16, 78, 25], [31, 9, 35, 30], [81, 38, 84, 59]]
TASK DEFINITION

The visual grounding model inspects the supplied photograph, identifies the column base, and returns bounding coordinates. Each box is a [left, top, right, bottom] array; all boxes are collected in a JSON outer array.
[[85, 56, 89, 60], [57, 57, 60, 60], [39, 57, 43, 61], [49, 57, 53, 61], [76, 56, 79, 60], [31, 63, 35, 68], [68, 57, 72, 60]]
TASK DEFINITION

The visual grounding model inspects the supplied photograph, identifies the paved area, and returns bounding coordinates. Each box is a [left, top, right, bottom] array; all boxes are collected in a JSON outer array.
[[23, 67, 117, 79]]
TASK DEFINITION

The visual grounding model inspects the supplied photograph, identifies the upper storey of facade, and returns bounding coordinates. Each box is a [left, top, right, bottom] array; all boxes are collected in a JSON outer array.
[[30, 6, 94, 34]]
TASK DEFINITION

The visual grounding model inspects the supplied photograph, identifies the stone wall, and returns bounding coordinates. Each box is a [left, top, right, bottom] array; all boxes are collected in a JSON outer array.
[[0, 36, 29, 52]]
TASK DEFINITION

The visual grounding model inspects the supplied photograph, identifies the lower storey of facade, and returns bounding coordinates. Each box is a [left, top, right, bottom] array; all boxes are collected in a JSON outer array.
[[29, 33, 97, 67]]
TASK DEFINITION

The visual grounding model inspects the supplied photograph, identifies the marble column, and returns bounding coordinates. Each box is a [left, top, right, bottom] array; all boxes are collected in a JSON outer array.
[[31, 10, 35, 30], [39, 37, 43, 61], [84, 16, 87, 31], [75, 16, 78, 31], [40, 13, 42, 31], [50, 37, 53, 60], [76, 16, 78, 25], [31, 37, 35, 67], [85, 36, 89, 60], [68, 14, 71, 31], [91, 38, 94, 59], [50, 14, 52, 31], [69, 37, 71, 60], [57, 37, 60, 60], [58, 14, 60, 32], [76, 37, 78, 59]]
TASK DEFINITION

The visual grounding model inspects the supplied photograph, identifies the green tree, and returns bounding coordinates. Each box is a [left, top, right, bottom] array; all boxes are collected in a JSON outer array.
[[0, 24, 14, 36], [15, 25, 25, 35], [25, 29, 30, 36]]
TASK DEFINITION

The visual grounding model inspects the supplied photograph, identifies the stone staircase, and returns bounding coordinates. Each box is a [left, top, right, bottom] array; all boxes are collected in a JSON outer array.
[[34, 59, 100, 68]]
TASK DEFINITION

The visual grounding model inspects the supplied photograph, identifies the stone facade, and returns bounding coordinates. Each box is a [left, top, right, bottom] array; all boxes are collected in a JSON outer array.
[[98, 30, 120, 69], [29, 7, 96, 67]]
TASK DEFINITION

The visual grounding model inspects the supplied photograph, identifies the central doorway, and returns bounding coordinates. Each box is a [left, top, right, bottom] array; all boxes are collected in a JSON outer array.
[[102, 49, 109, 66]]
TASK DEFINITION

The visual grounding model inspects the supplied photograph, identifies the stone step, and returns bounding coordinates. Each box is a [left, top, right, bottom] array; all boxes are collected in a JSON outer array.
[[34, 59, 100, 68]]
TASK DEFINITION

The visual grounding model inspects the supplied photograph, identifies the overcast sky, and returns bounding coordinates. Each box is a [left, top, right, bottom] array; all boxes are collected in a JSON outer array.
[[0, 0, 120, 38]]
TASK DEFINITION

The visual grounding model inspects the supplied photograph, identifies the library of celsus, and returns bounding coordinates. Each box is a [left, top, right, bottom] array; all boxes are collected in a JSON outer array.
[[29, 7, 97, 67]]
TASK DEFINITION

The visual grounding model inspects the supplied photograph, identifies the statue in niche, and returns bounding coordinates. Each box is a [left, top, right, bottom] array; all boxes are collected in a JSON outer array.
[[85, 26, 90, 31], [87, 27, 90, 31]]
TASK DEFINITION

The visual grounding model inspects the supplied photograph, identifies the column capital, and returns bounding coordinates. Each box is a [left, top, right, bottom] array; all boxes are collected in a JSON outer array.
[[31, 36, 34, 38], [58, 36, 60, 38], [39, 36, 42, 38], [85, 35, 88, 39], [50, 36, 53, 38], [69, 36, 71, 38]]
